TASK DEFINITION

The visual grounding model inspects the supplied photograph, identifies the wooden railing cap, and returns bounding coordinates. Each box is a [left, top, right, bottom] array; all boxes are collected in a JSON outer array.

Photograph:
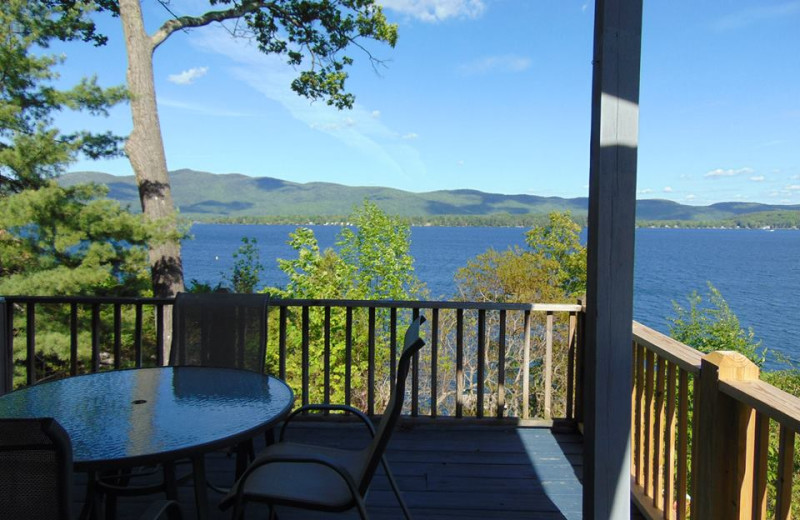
[[702, 350, 759, 382]]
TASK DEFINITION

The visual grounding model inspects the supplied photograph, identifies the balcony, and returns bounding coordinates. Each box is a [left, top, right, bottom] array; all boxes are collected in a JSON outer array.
[[2, 296, 798, 519]]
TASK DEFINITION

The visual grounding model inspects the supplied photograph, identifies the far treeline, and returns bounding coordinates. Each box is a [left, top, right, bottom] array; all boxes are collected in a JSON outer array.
[[197, 210, 800, 229]]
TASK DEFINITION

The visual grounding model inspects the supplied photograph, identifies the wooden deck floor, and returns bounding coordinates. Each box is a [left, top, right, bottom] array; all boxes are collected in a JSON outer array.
[[78, 421, 586, 520]]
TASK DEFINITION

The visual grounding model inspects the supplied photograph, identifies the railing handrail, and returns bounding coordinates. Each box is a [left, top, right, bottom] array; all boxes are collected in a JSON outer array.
[[720, 379, 800, 433], [1, 296, 174, 305], [632, 320, 702, 374], [631, 320, 800, 519], [1, 295, 582, 314]]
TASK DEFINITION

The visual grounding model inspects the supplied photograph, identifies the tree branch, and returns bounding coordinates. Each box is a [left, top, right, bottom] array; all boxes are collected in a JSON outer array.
[[150, 0, 267, 50]]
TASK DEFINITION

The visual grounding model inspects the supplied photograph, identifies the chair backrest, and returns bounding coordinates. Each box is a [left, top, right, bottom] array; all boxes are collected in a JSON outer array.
[[0, 418, 73, 520], [358, 315, 426, 494], [170, 292, 269, 373]]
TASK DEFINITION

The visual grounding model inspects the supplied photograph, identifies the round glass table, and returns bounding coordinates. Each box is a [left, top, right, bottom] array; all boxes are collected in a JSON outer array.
[[0, 366, 294, 518]]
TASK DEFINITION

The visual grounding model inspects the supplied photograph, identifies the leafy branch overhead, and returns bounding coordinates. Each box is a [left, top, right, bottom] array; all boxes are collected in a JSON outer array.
[[124, 0, 397, 109]]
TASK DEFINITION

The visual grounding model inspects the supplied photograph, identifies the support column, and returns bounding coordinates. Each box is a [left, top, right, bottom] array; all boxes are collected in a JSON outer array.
[[584, 0, 643, 518]]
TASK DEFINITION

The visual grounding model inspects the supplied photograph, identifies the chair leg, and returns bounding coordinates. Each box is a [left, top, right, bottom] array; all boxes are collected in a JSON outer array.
[[381, 455, 412, 519]]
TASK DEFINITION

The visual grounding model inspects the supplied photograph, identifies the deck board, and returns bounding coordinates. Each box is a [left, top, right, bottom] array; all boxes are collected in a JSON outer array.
[[77, 422, 596, 520]]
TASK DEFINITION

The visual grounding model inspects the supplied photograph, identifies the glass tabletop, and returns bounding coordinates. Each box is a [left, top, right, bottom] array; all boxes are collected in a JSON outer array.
[[0, 367, 294, 470]]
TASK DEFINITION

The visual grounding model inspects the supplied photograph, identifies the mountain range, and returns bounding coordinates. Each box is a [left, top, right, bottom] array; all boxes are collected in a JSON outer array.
[[61, 169, 800, 223]]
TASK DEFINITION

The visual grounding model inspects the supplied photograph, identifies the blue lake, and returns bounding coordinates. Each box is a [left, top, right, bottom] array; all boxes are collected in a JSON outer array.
[[182, 224, 800, 367]]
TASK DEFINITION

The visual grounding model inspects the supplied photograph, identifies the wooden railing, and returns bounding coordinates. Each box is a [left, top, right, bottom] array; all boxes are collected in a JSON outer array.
[[631, 321, 800, 519], [0, 296, 584, 422]]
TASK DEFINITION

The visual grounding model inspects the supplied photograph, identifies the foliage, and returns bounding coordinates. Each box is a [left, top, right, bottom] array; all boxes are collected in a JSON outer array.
[[668, 284, 800, 516], [525, 211, 587, 296], [1, 0, 126, 194], [668, 282, 766, 365], [451, 211, 584, 417], [268, 202, 425, 408], [338, 200, 425, 299], [0, 182, 152, 296], [228, 237, 263, 293]]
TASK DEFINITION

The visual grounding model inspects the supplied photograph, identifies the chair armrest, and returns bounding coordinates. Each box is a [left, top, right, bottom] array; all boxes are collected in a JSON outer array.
[[280, 404, 376, 441]]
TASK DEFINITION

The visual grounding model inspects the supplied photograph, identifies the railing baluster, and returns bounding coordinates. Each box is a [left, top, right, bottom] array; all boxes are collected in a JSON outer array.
[[324, 306, 331, 407], [155, 304, 164, 366], [367, 307, 375, 416], [477, 309, 486, 419], [279, 306, 287, 380], [575, 303, 585, 423], [91, 303, 100, 373], [0, 299, 9, 394], [411, 308, 420, 417], [664, 361, 677, 520], [644, 349, 655, 498], [113, 303, 122, 370], [775, 425, 795, 519], [70, 303, 78, 376], [653, 357, 666, 511], [497, 309, 506, 419], [134, 303, 143, 368], [390, 307, 397, 387], [301, 305, 309, 408], [26, 302, 35, 385], [522, 310, 531, 420], [677, 369, 688, 520], [752, 412, 769, 520], [544, 311, 553, 420], [345, 306, 352, 407], [456, 309, 464, 418], [636, 343, 645, 486], [431, 307, 439, 419], [566, 311, 577, 420]]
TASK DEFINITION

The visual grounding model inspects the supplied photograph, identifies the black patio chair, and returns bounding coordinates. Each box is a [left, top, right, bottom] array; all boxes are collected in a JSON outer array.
[[223, 315, 426, 520], [170, 292, 270, 372], [0, 417, 181, 520]]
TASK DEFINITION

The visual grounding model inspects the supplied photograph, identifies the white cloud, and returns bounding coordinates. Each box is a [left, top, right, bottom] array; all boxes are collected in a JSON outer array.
[[786, 184, 800, 191], [685, 194, 696, 201], [459, 55, 531, 75], [637, 188, 654, 195], [402, 132, 419, 140], [381, 0, 486, 22], [168, 66, 209, 85], [750, 175, 765, 182], [581, 2, 591, 13], [704, 167, 755, 178], [371, 110, 381, 119], [158, 97, 249, 117], [713, 2, 800, 31], [189, 27, 426, 181], [663, 186, 673, 193]]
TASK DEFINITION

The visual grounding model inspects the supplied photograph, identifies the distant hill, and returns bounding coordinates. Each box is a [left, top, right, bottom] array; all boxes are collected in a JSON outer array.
[[61, 169, 800, 224]]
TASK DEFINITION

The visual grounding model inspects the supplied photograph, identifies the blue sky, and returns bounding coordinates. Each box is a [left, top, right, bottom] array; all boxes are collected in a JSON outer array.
[[57, 0, 800, 205]]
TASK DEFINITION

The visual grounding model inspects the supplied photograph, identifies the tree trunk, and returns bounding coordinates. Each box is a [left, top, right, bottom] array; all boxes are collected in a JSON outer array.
[[118, 0, 184, 299]]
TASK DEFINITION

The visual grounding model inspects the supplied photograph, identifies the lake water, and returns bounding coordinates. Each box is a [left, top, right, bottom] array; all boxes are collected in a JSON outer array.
[[182, 224, 800, 366]]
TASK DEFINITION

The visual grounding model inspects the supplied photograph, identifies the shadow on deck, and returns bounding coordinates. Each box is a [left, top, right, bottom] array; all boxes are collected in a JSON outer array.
[[78, 421, 584, 520]]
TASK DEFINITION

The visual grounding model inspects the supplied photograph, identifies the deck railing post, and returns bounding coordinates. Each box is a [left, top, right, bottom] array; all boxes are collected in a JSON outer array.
[[0, 298, 10, 395], [693, 351, 759, 519]]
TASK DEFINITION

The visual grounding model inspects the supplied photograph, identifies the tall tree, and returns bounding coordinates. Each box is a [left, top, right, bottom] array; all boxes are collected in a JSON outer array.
[[95, 0, 398, 298]]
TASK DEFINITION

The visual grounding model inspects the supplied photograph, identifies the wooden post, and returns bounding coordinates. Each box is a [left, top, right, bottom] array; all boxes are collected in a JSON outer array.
[[0, 298, 10, 395], [693, 351, 759, 519], [583, 0, 642, 518]]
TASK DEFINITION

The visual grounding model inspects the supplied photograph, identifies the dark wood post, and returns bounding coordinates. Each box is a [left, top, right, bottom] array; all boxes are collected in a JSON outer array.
[[584, 0, 643, 518]]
